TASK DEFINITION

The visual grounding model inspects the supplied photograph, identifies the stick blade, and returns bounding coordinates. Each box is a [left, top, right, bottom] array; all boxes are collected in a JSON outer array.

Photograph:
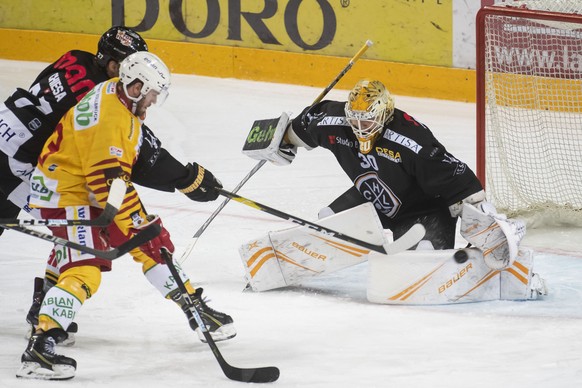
[[114, 223, 161, 258], [107, 178, 127, 210], [384, 223, 426, 255], [225, 365, 280, 383]]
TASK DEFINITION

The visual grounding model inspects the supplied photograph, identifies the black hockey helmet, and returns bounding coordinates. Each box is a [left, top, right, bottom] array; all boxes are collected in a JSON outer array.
[[96, 26, 148, 67]]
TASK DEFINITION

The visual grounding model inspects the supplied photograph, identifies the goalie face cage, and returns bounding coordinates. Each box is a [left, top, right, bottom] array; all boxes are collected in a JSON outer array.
[[476, 4, 582, 226]]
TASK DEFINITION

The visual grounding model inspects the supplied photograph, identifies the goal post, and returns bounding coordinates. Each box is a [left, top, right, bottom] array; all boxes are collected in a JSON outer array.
[[476, 3, 582, 226]]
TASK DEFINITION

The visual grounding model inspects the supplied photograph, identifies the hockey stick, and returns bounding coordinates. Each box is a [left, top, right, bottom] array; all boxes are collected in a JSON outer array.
[[217, 188, 391, 254], [161, 249, 280, 383], [0, 178, 126, 228], [311, 39, 373, 104], [179, 40, 373, 263], [384, 223, 426, 254], [178, 159, 266, 263], [2, 223, 161, 260]]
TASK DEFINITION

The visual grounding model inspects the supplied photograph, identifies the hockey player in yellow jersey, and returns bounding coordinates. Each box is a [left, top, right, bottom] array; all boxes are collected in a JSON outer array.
[[17, 52, 235, 381]]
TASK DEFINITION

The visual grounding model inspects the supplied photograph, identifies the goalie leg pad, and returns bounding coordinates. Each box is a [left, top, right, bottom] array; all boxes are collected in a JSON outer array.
[[367, 246, 547, 305], [367, 248, 502, 304], [500, 248, 547, 300], [240, 203, 387, 291], [240, 227, 373, 292]]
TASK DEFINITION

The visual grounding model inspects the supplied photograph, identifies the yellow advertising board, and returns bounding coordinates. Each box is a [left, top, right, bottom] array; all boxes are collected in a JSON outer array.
[[0, 0, 452, 66]]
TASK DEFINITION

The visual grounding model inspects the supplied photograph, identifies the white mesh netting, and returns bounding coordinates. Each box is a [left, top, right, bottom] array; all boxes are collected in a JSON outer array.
[[483, 1, 582, 226]]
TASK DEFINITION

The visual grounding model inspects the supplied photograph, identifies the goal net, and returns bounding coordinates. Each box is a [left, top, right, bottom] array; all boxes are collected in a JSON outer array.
[[476, 1, 582, 226]]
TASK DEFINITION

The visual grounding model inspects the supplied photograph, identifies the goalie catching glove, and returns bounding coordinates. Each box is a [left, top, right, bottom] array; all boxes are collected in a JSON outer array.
[[452, 193, 526, 270], [176, 162, 222, 202], [132, 214, 175, 264], [242, 112, 297, 166]]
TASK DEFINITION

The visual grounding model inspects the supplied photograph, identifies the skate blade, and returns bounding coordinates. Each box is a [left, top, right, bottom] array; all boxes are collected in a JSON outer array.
[[24, 326, 33, 341], [16, 362, 75, 380], [196, 323, 237, 343], [60, 333, 76, 347]]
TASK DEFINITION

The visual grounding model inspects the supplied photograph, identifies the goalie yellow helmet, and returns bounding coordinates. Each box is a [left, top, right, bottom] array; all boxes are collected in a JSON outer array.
[[345, 79, 394, 154]]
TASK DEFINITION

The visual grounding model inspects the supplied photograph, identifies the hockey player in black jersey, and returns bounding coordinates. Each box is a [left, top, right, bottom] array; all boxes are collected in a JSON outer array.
[[248, 79, 525, 266]]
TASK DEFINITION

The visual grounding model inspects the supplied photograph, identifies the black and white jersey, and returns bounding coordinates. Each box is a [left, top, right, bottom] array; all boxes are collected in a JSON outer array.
[[290, 101, 483, 227], [0, 50, 109, 164]]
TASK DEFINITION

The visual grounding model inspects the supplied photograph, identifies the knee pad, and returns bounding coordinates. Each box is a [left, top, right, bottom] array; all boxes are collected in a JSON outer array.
[[58, 265, 102, 302]]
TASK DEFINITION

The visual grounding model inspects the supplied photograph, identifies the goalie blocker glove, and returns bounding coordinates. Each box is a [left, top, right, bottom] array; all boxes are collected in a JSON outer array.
[[176, 163, 222, 202], [242, 112, 297, 166]]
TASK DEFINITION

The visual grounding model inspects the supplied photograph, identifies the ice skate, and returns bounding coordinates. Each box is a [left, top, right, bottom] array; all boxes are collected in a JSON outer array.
[[16, 328, 76, 380], [172, 287, 237, 342]]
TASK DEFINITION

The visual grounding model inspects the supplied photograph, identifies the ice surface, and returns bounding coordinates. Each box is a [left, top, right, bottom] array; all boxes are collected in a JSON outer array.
[[0, 59, 580, 387]]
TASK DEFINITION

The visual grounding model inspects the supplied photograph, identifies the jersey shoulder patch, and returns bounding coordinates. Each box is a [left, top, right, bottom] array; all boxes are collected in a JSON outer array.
[[316, 115, 350, 127], [73, 83, 104, 130], [383, 129, 423, 154]]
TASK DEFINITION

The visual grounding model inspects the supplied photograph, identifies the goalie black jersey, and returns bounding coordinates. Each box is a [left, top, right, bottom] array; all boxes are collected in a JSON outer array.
[[0, 50, 109, 164], [289, 101, 483, 227]]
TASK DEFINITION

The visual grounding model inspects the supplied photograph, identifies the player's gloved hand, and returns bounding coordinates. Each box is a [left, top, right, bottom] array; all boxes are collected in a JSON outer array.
[[273, 142, 297, 166], [241, 113, 297, 166], [132, 214, 175, 264], [177, 162, 222, 202], [459, 202, 526, 270]]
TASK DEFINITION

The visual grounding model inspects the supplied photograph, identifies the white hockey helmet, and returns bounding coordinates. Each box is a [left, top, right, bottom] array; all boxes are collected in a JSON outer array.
[[119, 51, 171, 105], [345, 79, 394, 154]]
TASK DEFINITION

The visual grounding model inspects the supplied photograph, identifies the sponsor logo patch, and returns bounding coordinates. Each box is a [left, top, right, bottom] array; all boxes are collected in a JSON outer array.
[[375, 147, 402, 163], [316, 116, 349, 127], [130, 211, 145, 227], [331, 136, 355, 148], [384, 130, 422, 154], [109, 146, 123, 157], [442, 153, 467, 175]]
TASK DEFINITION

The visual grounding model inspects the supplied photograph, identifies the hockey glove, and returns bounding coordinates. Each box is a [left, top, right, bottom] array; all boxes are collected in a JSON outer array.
[[459, 202, 526, 270], [132, 214, 175, 264], [242, 112, 297, 166], [176, 162, 222, 202], [274, 142, 298, 165]]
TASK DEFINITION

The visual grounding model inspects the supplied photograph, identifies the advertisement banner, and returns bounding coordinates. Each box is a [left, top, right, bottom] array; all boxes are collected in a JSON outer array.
[[0, 0, 453, 66]]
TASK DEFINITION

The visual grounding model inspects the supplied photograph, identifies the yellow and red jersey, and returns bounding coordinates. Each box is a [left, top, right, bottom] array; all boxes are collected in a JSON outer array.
[[30, 79, 147, 235]]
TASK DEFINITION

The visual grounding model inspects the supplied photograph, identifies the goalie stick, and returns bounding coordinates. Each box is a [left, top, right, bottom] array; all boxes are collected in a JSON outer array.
[[385, 223, 426, 254], [311, 39, 373, 105], [0, 178, 126, 228], [217, 188, 405, 254], [161, 249, 280, 383], [180, 40, 374, 263], [2, 223, 161, 260]]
